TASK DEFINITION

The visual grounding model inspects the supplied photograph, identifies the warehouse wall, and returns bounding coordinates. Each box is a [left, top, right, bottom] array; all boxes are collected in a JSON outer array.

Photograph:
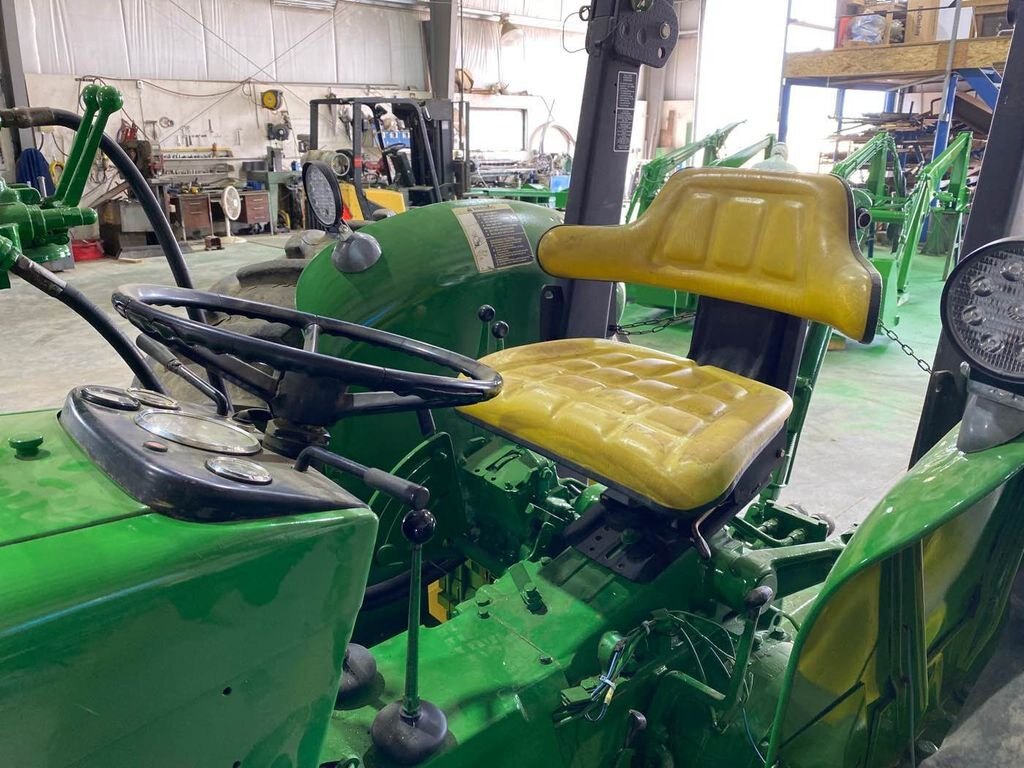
[[10, 0, 697, 193], [13, 0, 594, 172], [16, 0, 426, 87], [694, 0, 787, 153]]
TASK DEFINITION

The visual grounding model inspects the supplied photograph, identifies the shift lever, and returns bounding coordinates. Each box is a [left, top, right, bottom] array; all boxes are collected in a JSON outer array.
[[370, 508, 448, 764]]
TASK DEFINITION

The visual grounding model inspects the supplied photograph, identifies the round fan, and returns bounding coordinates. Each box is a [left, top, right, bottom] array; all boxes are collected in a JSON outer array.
[[220, 186, 245, 244]]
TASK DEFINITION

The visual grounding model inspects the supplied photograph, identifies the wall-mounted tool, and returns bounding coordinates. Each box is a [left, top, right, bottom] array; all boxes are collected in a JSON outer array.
[[260, 89, 284, 111]]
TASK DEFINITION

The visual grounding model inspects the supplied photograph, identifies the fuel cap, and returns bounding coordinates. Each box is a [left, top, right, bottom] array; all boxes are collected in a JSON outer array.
[[8, 434, 44, 459], [81, 385, 140, 411], [205, 456, 272, 485]]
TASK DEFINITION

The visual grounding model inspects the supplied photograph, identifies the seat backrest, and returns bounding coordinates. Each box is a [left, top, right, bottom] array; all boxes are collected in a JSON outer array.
[[538, 167, 880, 343]]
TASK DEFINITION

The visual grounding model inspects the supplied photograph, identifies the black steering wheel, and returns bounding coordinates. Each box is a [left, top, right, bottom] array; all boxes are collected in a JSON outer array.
[[112, 284, 502, 425]]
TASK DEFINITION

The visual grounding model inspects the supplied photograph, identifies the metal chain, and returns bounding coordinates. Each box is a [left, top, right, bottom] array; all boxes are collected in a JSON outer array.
[[611, 312, 694, 336], [613, 316, 934, 377], [879, 322, 933, 374]]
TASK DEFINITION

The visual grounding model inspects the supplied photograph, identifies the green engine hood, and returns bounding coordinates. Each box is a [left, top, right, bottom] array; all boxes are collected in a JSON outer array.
[[0, 408, 147, 547]]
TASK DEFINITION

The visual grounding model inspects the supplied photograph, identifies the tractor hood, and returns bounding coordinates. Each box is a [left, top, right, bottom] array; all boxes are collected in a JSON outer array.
[[0, 408, 147, 547]]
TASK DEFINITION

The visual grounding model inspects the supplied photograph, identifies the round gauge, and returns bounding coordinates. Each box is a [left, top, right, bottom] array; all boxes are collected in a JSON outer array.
[[127, 387, 180, 410], [205, 456, 272, 485], [135, 410, 261, 455], [81, 385, 140, 411], [302, 160, 342, 230]]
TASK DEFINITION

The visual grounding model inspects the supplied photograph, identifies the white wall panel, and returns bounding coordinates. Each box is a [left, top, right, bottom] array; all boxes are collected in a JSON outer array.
[[199, 0, 276, 81], [665, 36, 697, 100], [271, 4, 337, 83], [121, 0, 207, 81], [15, 0, 426, 87], [695, 0, 787, 150], [457, 18, 501, 87], [18, 0, 130, 77], [463, 0, 585, 26]]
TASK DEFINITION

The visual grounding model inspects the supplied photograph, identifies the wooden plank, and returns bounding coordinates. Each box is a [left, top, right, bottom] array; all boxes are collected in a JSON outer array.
[[784, 35, 1010, 80]]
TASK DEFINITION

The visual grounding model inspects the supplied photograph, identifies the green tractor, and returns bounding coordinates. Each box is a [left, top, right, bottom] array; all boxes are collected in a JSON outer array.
[[4, 2, 1024, 767], [4, 103, 1024, 767]]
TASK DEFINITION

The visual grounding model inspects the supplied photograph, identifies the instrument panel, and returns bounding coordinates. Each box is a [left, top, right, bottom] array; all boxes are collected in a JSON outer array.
[[61, 386, 363, 521]]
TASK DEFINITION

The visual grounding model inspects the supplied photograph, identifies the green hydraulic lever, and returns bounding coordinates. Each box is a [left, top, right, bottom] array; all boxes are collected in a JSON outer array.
[[0, 84, 117, 269], [48, 84, 123, 208]]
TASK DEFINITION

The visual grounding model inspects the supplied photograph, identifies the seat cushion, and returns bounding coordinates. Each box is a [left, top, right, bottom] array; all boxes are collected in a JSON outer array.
[[458, 338, 793, 512]]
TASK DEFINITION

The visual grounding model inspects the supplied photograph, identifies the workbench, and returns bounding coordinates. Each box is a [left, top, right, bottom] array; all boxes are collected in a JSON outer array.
[[246, 170, 301, 233], [464, 186, 569, 209], [168, 190, 272, 241]]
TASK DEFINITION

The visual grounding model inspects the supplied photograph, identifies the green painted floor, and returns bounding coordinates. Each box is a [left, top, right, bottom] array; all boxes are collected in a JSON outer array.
[[0, 239, 947, 529], [623, 253, 948, 531]]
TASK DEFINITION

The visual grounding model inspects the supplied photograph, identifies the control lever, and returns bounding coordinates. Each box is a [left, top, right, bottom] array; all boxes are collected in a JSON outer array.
[[491, 320, 509, 352], [476, 305, 511, 355], [370, 507, 449, 764], [136, 334, 230, 416], [476, 304, 495, 357], [293, 445, 430, 509]]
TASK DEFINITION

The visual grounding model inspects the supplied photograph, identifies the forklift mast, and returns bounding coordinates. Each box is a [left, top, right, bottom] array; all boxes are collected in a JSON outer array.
[[557, 0, 680, 339]]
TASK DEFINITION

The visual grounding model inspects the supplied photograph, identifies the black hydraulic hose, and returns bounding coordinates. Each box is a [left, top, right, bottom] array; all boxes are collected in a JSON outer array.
[[0, 105, 232, 406], [11, 255, 165, 393], [361, 557, 464, 611]]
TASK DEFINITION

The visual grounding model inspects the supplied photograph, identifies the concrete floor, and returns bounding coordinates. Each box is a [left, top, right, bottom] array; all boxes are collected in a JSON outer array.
[[0, 237, 289, 415], [0, 240, 947, 529]]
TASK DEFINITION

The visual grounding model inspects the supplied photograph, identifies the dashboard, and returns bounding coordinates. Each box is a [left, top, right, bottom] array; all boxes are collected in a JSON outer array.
[[60, 385, 364, 521]]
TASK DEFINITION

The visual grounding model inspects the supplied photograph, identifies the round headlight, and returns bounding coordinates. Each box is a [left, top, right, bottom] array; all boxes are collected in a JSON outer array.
[[942, 238, 1024, 387]]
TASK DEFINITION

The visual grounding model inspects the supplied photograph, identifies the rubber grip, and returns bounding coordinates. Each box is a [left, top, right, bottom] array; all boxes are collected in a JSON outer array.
[[364, 468, 430, 509], [135, 334, 179, 369]]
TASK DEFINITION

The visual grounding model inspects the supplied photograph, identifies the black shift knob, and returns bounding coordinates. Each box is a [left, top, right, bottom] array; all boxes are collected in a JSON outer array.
[[402, 509, 437, 546]]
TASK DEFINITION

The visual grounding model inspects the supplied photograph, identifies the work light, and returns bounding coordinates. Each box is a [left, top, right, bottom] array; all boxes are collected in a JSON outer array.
[[942, 238, 1024, 391]]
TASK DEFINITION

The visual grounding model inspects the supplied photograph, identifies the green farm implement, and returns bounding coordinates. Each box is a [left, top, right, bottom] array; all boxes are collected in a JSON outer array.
[[3, 3, 1024, 767], [832, 129, 973, 329]]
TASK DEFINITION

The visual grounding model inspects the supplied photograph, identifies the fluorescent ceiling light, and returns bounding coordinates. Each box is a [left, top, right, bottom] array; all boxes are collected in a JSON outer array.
[[272, 0, 337, 10]]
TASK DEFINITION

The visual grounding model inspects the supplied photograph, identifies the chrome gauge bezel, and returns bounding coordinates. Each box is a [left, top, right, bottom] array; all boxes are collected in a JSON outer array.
[[81, 385, 140, 411], [127, 387, 180, 410], [205, 456, 273, 485], [134, 409, 262, 455]]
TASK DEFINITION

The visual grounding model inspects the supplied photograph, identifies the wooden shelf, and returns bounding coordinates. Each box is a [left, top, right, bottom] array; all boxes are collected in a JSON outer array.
[[784, 35, 1010, 85]]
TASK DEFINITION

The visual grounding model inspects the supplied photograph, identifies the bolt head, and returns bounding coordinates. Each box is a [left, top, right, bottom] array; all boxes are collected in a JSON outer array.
[[659, 22, 671, 39], [401, 508, 437, 546]]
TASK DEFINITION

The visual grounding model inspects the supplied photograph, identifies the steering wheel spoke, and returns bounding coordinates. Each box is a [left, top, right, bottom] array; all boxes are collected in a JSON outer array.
[[167, 339, 280, 404], [111, 283, 502, 426]]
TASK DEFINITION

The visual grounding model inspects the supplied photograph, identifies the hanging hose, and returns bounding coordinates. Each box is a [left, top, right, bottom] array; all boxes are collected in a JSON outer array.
[[0, 105, 231, 402], [10, 254, 166, 393]]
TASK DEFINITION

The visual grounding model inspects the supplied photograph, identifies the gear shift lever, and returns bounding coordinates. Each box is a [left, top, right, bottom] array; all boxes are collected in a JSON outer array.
[[370, 508, 448, 764]]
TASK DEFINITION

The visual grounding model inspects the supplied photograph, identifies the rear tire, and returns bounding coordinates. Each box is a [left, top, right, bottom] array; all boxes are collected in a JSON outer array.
[[142, 258, 310, 407]]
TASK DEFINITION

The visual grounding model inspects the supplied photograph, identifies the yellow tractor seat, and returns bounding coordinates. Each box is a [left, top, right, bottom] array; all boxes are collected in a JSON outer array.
[[459, 338, 793, 513], [458, 168, 879, 560]]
